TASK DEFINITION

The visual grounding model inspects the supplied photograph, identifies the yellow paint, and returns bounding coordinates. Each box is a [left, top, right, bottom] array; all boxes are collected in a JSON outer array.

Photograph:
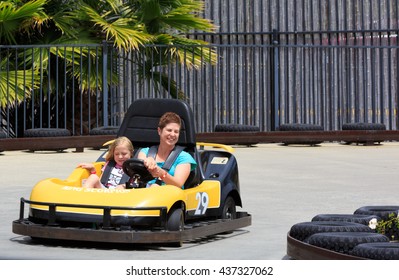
[[196, 142, 235, 153], [29, 164, 222, 218]]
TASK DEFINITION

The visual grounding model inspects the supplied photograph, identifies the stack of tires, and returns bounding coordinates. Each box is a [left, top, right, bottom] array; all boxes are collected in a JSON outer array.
[[342, 122, 386, 145], [289, 206, 399, 259], [24, 128, 71, 152], [89, 126, 119, 149], [278, 123, 324, 146], [214, 124, 260, 146], [89, 126, 119, 136]]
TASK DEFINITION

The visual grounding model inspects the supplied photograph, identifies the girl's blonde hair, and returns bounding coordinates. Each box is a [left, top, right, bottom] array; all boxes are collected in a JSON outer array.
[[105, 136, 134, 162]]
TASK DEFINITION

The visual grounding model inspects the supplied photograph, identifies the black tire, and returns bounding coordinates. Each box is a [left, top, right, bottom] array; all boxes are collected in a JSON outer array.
[[342, 123, 386, 131], [342, 123, 386, 144], [279, 123, 324, 131], [214, 124, 260, 133], [167, 208, 184, 247], [221, 196, 237, 220], [278, 123, 323, 145], [307, 232, 389, 255], [351, 242, 399, 260], [0, 131, 6, 153], [24, 128, 71, 137], [167, 208, 184, 232], [214, 124, 259, 146], [89, 126, 119, 149], [23, 128, 71, 152], [89, 126, 119, 135], [289, 221, 373, 242], [311, 214, 380, 226], [354, 206, 399, 220]]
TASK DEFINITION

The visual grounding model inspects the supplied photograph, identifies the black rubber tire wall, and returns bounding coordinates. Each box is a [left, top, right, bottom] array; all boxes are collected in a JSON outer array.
[[354, 206, 399, 220], [351, 242, 399, 260], [24, 128, 71, 137], [278, 124, 323, 145], [289, 221, 373, 241], [306, 232, 389, 255], [89, 126, 119, 135], [0, 131, 6, 152], [214, 124, 260, 132], [342, 123, 386, 130], [311, 214, 380, 225]]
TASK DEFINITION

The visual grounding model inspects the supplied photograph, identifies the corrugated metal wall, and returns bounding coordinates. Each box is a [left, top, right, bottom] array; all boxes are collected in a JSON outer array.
[[201, 0, 399, 131], [121, 0, 399, 132]]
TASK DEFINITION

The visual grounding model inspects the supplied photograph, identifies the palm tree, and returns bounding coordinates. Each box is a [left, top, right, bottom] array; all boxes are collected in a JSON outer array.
[[0, 0, 216, 134], [0, 0, 47, 107], [130, 0, 216, 98], [69, 0, 216, 98]]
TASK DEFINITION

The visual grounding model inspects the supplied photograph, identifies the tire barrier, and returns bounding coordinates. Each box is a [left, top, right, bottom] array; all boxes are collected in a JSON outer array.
[[311, 214, 380, 226], [89, 126, 119, 135], [289, 206, 399, 259], [342, 123, 386, 145], [214, 124, 260, 133], [278, 123, 324, 146], [354, 206, 399, 221], [306, 232, 389, 255], [289, 221, 372, 242], [214, 124, 260, 146], [0, 130, 7, 153], [351, 242, 399, 260], [23, 128, 71, 152], [24, 128, 71, 138], [89, 126, 119, 150]]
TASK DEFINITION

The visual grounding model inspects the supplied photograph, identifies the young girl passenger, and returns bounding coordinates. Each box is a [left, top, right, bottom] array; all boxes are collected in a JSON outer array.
[[78, 136, 134, 189]]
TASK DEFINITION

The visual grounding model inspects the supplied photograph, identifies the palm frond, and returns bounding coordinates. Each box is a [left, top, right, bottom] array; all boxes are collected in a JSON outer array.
[[78, 3, 150, 50], [148, 35, 216, 69], [0, 0, 48, 44], [0, 61, 38, 107], [160, 3, 215, 33]]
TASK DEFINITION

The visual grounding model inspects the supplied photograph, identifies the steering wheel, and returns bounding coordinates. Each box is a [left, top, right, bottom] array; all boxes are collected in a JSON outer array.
[[122, 159, 154, 188]]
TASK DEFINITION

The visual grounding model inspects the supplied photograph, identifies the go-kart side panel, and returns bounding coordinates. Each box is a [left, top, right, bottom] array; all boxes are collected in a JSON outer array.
[[200, 150, 238, 183], [199, 149, 241, 207], [184, 180, 221, 217], [29, 177, 186, 219]]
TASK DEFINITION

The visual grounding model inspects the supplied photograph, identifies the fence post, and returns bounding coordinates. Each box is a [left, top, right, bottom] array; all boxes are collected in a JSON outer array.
[[102, 41, 109, 127], [271, 29, 280, 131]]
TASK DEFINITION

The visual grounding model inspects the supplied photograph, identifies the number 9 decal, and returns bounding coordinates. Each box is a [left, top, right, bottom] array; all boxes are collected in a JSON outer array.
[[195, 192, 209, 215]]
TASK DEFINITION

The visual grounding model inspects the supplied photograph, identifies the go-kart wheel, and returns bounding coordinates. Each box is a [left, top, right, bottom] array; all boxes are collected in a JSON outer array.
[[167, 208, 184, 247], [122, 158, 154, 182], [167, 208, 184, 231], [222, 196, 237, 220]]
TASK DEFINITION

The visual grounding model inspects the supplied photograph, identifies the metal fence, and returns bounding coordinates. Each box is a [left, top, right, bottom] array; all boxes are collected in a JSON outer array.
[[1, 0, 399, 137], [0, 43, 117, 137]]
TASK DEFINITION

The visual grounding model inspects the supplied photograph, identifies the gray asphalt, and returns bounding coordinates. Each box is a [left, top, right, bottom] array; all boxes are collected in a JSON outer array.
[[1, 142, 399, 259]]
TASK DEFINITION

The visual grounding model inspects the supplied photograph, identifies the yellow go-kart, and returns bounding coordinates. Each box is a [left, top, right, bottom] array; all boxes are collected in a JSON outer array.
[[12, 98, 251, 245]]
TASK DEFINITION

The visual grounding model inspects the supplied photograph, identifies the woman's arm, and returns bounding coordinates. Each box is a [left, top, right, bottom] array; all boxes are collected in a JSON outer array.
[[138, 150, 192, 188], [159, 163, 191, 188]]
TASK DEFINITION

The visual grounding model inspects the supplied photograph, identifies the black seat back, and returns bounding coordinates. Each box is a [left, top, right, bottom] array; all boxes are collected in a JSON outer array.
[[117, 98, 196, 150], [117, 98, 202, 188]]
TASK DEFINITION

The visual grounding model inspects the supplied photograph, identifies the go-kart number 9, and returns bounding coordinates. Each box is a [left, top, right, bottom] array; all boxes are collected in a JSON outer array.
[[195, 192, 209, 215]]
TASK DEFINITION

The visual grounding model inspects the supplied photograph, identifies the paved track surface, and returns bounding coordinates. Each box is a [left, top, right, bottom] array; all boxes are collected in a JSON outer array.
[[1, 142, 399, 260]]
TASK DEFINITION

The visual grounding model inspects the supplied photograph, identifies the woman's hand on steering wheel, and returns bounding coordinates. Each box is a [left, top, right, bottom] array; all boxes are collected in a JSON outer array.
[[143, 157, 160, 177]]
